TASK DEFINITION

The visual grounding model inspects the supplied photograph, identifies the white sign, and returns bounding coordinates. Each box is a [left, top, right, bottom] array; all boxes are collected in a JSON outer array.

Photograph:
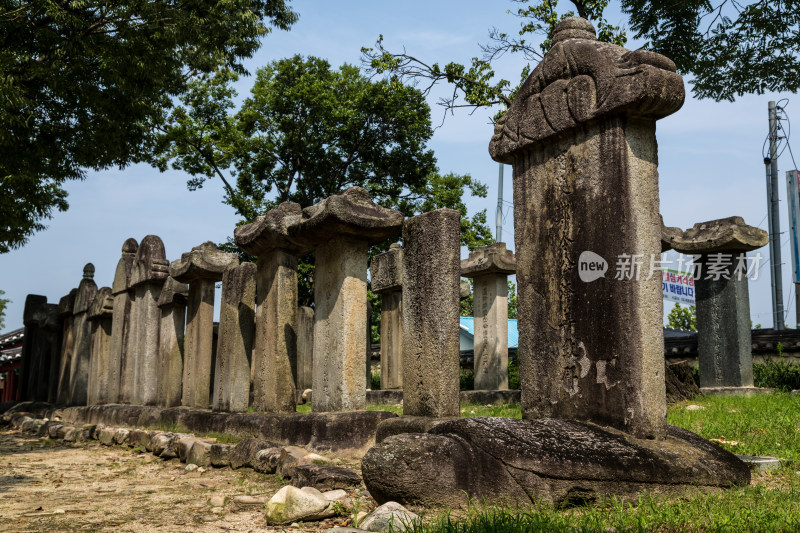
[[662, 269, 695, 305]]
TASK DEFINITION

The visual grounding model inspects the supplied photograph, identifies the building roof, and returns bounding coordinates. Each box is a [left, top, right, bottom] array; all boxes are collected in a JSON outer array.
[[0, 328, 23, 349], [459, 317, 519, 349]]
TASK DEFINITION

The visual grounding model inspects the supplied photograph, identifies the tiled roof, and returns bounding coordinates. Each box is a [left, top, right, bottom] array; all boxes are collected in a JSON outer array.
[[0, 328, 23, 349]]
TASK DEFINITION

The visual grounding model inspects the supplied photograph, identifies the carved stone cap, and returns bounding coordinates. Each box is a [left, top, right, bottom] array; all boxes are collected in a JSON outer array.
[[58, 289, 78, 317], [489, 17, 685, 164], [170, 241, 239, 283], [157, 276, 189, 308], [461, 242, 516, 277], [112, 238, 138, 295], [23, 294, 48, 326], [39, 304, 61, 331], [460, 280, 471, 301], [234, 202, 308, 256], [668, 216, 769, 254], [289, 187, 404, 247], [661, 216, 682, 252], [370, 244, 403, 294], [73, 263, 98, 314], [129, 235, 170, 288], [88, 287, 114, 320]]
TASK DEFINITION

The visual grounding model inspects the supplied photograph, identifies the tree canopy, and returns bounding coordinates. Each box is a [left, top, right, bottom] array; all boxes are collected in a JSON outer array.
[[362, 0, 797, 119], [0, 0, 298, 253]]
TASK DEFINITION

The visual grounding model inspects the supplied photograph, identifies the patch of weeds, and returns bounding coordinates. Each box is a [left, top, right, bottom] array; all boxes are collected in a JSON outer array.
[[312, 459, 328, 465], [366, 403, 403, 416], [371, 370, 381, 390], [460, 403, 521, 419], [152, 421, 184, 433], [754, 359, 800, 391], [196, 431, 242, 445], [331, 501, 349, 517], [273, 472, 287, 485], [296, 403, 312, 414], [459, 369, 474, 391]]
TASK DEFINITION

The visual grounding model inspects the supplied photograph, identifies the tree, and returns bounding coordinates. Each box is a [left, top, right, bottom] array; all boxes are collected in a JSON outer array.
[[362, 0, 796, 116], [666, 302, 697, 331], [622, 0, 800, 101], [0, 0, 298, 252], [0, 290, 8, 331]]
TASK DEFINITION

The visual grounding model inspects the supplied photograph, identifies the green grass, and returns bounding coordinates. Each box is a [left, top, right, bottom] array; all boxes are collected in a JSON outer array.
[[389, 393, 800, 532], [295, 402, 520, 418]]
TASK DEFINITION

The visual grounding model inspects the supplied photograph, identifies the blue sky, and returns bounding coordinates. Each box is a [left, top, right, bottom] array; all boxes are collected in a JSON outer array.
[[1, 0, 797, 331]]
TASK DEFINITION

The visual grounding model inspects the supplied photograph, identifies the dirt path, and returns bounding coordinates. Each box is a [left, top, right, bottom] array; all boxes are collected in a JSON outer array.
[[0, 429, 361, 532]]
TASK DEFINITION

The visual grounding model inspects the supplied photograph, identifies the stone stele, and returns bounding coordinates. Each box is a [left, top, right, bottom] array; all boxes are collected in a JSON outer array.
[[401, 208, 462, 418], [109, 238, 138, 404], [20, 294, 48, 402], [669, 216, 768, 390], [170, 241, 239, 408], [87, 287, 114, 405], [370, 244, 404, 391], [157, 276, 189, 407], [234, 202, 307, 413], [289, 187, 403, 412], [125, 235, 169, 406], [489, 17, 684, 439], [213, 262, 257, 413], [68, 264, 98, 406], [461, 243, 516, 391], [55, 288, 77, 405]]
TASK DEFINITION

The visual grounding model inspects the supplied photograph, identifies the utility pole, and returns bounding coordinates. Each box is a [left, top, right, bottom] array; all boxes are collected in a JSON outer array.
[[496, 163, 504, 243], [767, 101, 785, 330]]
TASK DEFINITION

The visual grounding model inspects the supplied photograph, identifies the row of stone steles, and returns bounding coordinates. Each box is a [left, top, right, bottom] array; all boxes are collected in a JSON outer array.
[[19, 186, 515, 418]]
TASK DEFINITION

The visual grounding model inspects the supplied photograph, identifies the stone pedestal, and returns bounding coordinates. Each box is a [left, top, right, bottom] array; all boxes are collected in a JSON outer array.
[[297, 306, 314, 392], [55, 289, 77, 405], [110, 238, 138, 404], [401, 209, 461, 418], [171, 241, 239, 409], [69, 264, 98, 406], [461, 243, 516, 391], [87, 287, 114, 405], [157, 277, 188, 407], [288, 188, 403, 412], [125, 235, 169, 406], [371, 244, 404, 391], [235, 203, 306, 413], [488, 18, 684, 439], [213, 263, 256, 412], [667, 216, 768, 390]]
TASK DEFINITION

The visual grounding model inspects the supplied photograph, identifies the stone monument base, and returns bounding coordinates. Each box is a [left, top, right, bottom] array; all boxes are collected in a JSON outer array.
[[5, 401, 394, 454], [700, 386, 772, 396], [362, 417, 750, 507]]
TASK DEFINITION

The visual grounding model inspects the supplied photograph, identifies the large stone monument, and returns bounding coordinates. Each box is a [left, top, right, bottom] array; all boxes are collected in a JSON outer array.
[[234, 203, 307, 413], [401, 209, 461, 417], [213, 262, 257, 412], [156, 277, 189, 407], [69, 264, 98, 405], [461, 243, 516, 390], [362, 17, 749, 507], [19, 295, 48, 402], [289, 187, 403, 412], [370, 244, 404, 390], [125, 235, 170, 406], [667, 216, 768, 392], [109, 238, 138, 404], [171, 241, 239, 409], [296, 306, 314, 393], [87, 287, 114, 405]]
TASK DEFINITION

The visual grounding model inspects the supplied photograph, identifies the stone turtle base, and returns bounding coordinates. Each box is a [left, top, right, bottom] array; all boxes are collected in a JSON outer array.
[[362, 416, 750, 508], [7, 401, 396, 454]]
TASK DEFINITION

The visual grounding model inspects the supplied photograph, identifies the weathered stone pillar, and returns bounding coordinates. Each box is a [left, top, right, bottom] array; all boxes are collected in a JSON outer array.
[[125, 235, 170, 406], [488, 18, 684, 439], [213, 262, 257, 412], [461, 243, 516, 390], [69, 264, 98, 405], [668, 217, 768, 392], [156, 277, 188, 407], [296, 306, 314, 392], [20, 295, 47, 401], [401, 209, 462, 417], [171, 242, 239, 409], [289, 187, 403, 412], [55, 289, 77, 405], [87, 287, 113, 405], [370, 244, 404, 390], [235, 203, 306, 413], [41, 305, 62, 404], [109, 238, 138, 404]]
